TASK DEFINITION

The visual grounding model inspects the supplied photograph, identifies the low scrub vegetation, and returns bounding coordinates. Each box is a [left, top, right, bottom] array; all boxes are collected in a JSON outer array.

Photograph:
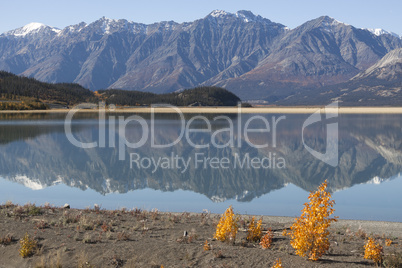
[[19, 233, 38, 258]]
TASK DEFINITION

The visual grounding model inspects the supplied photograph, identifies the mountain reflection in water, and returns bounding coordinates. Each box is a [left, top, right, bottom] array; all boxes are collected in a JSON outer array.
[[0, 113, 401, 221]]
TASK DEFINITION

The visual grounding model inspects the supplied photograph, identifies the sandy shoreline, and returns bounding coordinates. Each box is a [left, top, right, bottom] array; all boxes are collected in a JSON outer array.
[[0, 204, 401, 267], [177, 213, 402, 237], [0, 106, 402, 114]]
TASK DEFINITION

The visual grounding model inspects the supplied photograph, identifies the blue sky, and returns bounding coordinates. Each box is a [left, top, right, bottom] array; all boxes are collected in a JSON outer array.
[[1, 0, 401, 35]]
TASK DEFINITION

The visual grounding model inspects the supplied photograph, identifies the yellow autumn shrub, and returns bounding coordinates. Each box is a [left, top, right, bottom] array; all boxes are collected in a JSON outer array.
[[284, 180, 338, 261], [214, 206, 239, 242], [19, 233, 38, 258], [364, 237, 383, 265], [247, 216, 262, 242]]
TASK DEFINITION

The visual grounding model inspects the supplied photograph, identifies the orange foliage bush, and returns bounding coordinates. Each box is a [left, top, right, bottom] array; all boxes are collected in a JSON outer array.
[[364, 237, 383, 265], [203, 240, 210, 251], [385, 238, 392, 247], [284, 180, 338, 261], [260, 228, 274, 249]]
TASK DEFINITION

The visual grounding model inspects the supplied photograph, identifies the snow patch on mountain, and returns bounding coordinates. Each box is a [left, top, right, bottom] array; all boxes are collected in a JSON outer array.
[[210, 195, 227, 202], [60, 22, 87, 35], [102, 178, 119, 194], [320, 16, 349, 32], [13, 175, 45, 190], [209, 10, 230, 18], [99, 17, 118, 34], [366, 28, 400, 38], [5, 22, 60, 37], [324, 16, 348, 26], [89, 17, 150, 35], [366, 176, 384, 185], [16, 22, 45, 35], [361, 173, 401, 187], [208, 10, 275, 25], [235, 10, 258, 22], [4, 175, 64, 191]]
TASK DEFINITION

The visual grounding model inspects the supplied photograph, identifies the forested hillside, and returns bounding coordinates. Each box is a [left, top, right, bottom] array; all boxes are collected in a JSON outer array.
[[0, 71, 241, 109], [98, 87, 240, 106]]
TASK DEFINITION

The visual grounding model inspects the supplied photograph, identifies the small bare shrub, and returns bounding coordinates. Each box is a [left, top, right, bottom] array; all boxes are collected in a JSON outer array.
[[383, 252, 402, 268], [117, 231, 130, 241], [0, 233, 14, 245]]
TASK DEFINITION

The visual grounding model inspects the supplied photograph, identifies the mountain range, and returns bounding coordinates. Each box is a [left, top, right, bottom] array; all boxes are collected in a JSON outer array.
[[1, 10, 402, 103]]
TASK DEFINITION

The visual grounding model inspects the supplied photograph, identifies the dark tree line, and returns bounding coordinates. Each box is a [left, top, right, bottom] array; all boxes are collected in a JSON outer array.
[[98, 86, 241, 106], [0, 71, 241, 109], [0, 71, 95, 105]]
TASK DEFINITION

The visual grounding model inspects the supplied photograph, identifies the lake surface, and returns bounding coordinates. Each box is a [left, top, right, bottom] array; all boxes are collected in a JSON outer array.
[[0, 112, 401, 222]]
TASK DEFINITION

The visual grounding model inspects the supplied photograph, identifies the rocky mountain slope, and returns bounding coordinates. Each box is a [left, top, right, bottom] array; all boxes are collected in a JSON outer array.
[[276, 48, 402, 106], [0, 11, 401, 101], [352, 48, 402, 80]]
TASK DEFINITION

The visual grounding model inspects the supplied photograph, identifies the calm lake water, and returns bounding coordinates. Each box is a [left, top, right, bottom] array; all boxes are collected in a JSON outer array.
[[0, 112, 401, 222]]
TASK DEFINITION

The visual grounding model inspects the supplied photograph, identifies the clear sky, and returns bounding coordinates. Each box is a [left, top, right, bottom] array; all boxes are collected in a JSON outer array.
[[1, 0, 401, 36]]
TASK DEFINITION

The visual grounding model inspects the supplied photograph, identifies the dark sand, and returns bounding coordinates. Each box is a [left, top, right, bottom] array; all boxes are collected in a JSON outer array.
[[0, 204, 401, 268]]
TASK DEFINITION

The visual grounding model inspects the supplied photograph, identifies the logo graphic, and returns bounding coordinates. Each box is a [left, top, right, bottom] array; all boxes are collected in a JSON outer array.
[[63, 102, 338, 170], [302, 102, 339, 167]]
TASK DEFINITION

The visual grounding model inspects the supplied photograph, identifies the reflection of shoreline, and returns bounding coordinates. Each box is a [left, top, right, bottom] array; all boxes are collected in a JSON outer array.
[[0, 107, 402, 114], [0, 113, 400, 202]]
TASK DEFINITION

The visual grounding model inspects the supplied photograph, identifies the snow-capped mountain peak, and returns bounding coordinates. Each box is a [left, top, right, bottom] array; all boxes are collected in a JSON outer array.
[[366, 28, 400, 38], [5, 22, 60, 37], [18, 22, 45, 34], [209, 10, 230, 18], [207, 10, 275, 25], [85, 17, 150, 35]]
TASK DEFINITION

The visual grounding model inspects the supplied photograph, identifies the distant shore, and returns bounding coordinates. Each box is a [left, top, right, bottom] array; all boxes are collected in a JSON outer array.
[[0, 106, 402, 114]]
